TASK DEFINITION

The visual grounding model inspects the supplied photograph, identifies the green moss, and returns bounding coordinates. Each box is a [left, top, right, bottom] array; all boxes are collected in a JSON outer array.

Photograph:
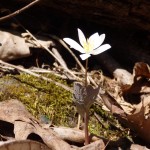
[[0, 73, 74, 126], [88, 104, 130, 141], [0, 73, 131, 141]]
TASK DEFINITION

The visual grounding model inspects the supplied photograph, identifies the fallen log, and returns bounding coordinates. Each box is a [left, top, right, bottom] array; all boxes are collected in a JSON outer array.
[[1, 0, 150, 31]]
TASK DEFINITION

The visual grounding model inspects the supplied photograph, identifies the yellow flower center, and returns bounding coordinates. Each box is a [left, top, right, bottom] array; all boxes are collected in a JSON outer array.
[[83, 39, 94, 53]]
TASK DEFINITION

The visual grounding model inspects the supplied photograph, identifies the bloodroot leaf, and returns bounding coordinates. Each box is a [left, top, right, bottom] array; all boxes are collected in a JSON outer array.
[[73, 82, 100, 117]]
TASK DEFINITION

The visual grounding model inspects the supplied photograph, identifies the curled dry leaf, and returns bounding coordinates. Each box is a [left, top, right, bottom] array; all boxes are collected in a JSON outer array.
[[130, 144, 150, 150], [127, 103, 150, 143], [100, 75, 133, 115], [102, 62, 150, 143], [133, 62, 150, 80], [122, 62, 150, 96], [113, 68, 133, 85], [124, 62, 150, 143], [0, 30, 54, 61], [0, 99, 73, 150], [100, 91, 126, 116], [0, 140, 50, 150], [0, 30, 31, 61], [0, 99, 104, 150]]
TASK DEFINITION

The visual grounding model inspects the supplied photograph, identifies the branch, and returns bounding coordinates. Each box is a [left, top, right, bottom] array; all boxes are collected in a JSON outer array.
[[0, 0, 40, 22]]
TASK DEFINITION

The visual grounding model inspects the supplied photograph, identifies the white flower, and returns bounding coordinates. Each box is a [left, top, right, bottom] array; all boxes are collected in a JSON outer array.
[[63, 28, 111, 60]]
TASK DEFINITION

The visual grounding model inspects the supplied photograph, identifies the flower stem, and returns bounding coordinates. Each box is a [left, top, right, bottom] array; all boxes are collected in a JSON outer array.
[[85, 58, 88, 86], [84, 110, 89, 145], [84, 58, 90, 145]]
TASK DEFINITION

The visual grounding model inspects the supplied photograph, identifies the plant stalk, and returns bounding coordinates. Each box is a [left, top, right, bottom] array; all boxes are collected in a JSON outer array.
[[84, 58, 90, 145], [84, 110, 89, 145], [85, 58, 88, 86]]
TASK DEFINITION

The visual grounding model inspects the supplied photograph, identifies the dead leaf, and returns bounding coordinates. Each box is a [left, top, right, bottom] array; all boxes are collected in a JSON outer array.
[[133, 62, 150, 80], [0, 30, 31, 61], [101, 62, 150, 143], [0, 99, 105, 149], [0, 99, 73, 150], [123, 78, 150, 96], [0, 30, 54, 61], [130, 144, 150, 150], [100, 92, 125, 115], [113, 68, 133, 85], [0, 140, 50, 150], [127, 103, 150, 143]]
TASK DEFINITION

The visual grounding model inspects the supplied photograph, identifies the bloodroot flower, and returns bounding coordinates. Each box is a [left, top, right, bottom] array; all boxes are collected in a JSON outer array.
[[63, 28, 111, 60]]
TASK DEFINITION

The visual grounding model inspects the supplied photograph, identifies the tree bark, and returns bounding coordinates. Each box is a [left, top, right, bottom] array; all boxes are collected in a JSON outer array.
[[43, 0, 150, 30]]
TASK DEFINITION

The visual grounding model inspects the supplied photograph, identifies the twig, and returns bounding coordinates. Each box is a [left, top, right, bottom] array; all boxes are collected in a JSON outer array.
[[94, 112, 108, 129], [0, 0, 40, 22], [50, 35, 85, 72], [20, 29, 80, 81], [85, 58, 88, 86], [30, 67, 76, 80], [0, 60, 73, 93]]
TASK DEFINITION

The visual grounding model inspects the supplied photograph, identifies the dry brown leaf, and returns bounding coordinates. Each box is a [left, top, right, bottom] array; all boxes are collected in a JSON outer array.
[[100, 92, 125, 115], [100, 77, 134, 115], [133, 62, 150, 80], [113, 68, 133, 85], [122, 62, 150, 95], [0, 99, 104, 150], [0, 99, 73, 150], [127, 103, 150, 143], [115, 63, 150, 143], [121, 62, 150, 113], [0, 30, 31, 61], [0, 140, 50, 150], [123, 78, 150, 95], [100, 62, 150, 143], [130, 144, 150, 150], [0, 30, 54, 61]]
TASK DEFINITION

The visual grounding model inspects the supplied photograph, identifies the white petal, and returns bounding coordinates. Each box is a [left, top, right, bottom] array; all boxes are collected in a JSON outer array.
[[98, 34, 106, 47], [91, 44, 111, 55], [80, 53, 91, 60], [89, 33, 105, 50], [63, 38, 85, 53], [78, 28, 87, 47]]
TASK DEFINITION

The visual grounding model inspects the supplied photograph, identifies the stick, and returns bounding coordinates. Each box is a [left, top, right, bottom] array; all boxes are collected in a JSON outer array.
[[0, 0, 40, 22], [20, 29, 79, 80], [0, 60, 73, 93]]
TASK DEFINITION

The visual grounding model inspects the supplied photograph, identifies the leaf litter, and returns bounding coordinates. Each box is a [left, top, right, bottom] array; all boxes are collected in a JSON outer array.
[[0, 27, 150, 149]]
